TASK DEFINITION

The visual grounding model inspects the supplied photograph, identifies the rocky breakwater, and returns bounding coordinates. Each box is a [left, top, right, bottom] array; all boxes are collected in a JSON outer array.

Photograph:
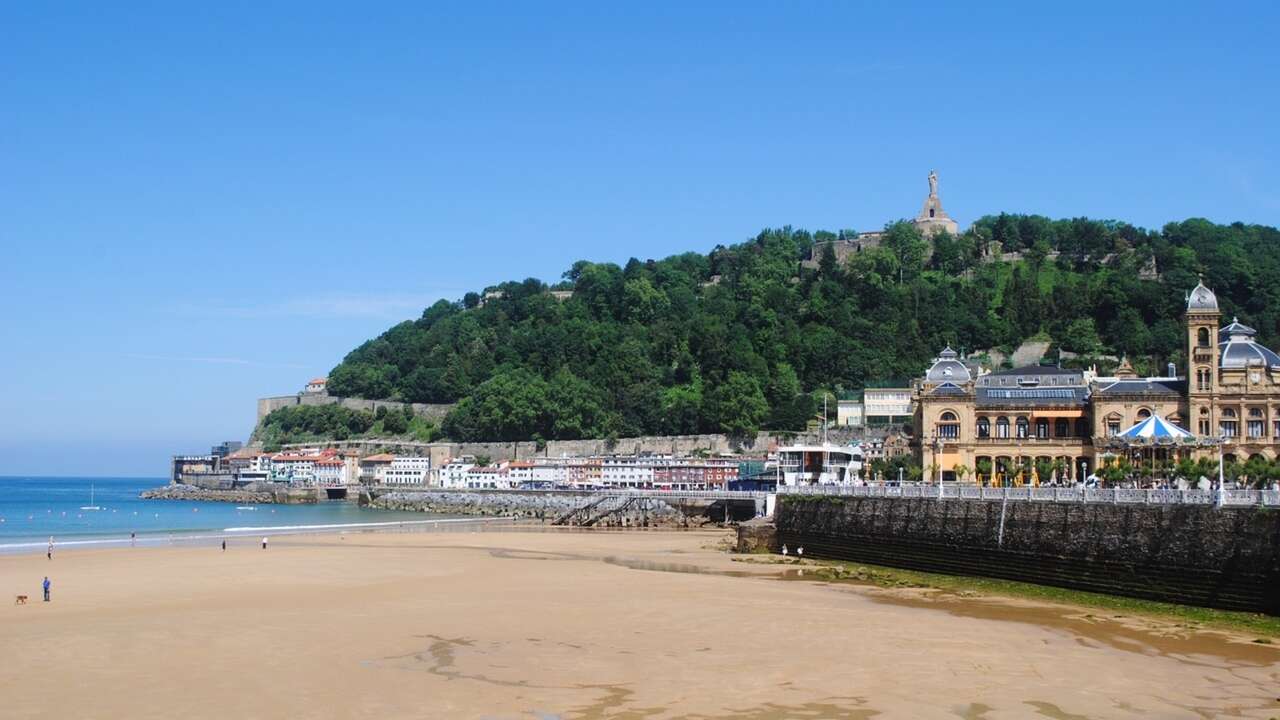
[[142, 484, 275, 504], [141, 483, 322, 505], [369, 490, 692, 526]]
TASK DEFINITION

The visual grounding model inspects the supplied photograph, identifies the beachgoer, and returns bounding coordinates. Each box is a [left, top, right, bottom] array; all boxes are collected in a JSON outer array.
[[42, 576, 50, 602], [130, 532, 136, 547], [262, 537, 268, 550], [221, 540, 226, 552], [47, 537, 53, 560]]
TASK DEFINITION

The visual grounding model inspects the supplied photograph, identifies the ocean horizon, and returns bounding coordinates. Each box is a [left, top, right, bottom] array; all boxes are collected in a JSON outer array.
[[0, 476, 450, 552]]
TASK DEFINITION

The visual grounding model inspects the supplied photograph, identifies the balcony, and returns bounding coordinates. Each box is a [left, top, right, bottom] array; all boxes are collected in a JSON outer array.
[[970, 436, 1091, 446]]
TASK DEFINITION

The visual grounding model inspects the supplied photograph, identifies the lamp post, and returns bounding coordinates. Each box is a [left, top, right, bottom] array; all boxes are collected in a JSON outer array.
[[1217, 434, 1228, 508], [933, 435, 944, 499]]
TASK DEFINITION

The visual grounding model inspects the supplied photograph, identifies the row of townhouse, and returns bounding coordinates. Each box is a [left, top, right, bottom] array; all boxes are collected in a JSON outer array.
[[185, 447, 747, 490], [433, 455, 747, 491], [215, 447, 432, 487]]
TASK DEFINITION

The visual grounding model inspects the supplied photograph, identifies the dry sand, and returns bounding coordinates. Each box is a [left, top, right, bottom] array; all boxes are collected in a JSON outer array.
[[2, 528, 1278, 719]]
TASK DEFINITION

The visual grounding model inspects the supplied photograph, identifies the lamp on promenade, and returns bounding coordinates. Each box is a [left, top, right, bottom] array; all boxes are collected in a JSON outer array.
[[932, 434, 944, 499], [1217, 433, 1228, 508]]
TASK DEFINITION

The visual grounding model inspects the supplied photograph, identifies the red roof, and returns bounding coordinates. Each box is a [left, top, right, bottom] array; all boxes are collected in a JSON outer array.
[[361, 453, 395, 463], [308, 377, 328, 385], [315, 458, 344, 466]]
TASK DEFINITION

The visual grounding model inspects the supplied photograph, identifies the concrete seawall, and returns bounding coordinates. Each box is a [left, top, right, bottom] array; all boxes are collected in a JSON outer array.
[[775, 495, 1280, 614]]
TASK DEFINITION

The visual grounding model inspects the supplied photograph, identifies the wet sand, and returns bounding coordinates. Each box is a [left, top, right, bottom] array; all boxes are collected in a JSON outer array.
[[2, 529, 1277, 719]]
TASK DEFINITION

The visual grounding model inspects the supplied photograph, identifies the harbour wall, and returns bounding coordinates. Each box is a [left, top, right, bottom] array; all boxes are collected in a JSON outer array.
[[775, 496, 1280, 614]]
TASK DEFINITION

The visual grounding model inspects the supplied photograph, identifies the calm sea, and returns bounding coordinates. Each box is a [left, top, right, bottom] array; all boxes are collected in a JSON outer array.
[[0, 476, 449, 552]]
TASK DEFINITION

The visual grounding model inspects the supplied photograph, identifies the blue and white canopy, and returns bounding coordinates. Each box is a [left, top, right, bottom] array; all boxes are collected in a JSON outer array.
[[1115, 414, 1194, 442]]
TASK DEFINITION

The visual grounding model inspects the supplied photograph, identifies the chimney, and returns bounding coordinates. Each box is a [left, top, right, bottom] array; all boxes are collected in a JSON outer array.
[[1167, 362, 1176, 378]]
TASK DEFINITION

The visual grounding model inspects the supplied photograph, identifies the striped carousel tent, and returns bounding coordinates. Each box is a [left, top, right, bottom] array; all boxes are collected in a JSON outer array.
[[1115, 414, 1195, 443]]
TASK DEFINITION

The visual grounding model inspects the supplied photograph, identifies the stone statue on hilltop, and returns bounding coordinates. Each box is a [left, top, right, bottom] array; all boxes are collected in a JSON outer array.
[[928, 169, 938, 197]]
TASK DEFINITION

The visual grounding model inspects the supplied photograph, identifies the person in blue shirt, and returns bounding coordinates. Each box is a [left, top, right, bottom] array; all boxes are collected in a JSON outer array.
[[42, 577, 50, 602]]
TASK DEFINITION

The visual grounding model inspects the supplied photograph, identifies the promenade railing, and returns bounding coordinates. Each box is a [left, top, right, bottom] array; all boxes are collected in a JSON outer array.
[[776, 483, 1280, 507]]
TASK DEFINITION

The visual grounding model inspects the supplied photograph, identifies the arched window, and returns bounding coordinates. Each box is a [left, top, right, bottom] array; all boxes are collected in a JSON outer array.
[[995, 417, 1010, 438], [1222, 408, 1237, 417], [938, 411, 959, 439], [1035, 418, 1049, 438], [1075, 418, 1088, 437], [1055, 419, 1070, 437], [1016, 417, 1029, 439], [1197, 327, 1210, 347], [1249, 407, 1264, 418], [977, 417, 990, 438], [1136, 408, 1151, 419]]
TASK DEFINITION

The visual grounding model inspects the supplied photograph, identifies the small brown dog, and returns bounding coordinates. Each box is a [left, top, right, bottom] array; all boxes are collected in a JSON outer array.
[[15, 595, 29, 605]]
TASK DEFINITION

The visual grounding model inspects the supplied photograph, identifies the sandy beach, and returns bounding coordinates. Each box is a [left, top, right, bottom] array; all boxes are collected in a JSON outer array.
[[2, 528, 1277, 719]]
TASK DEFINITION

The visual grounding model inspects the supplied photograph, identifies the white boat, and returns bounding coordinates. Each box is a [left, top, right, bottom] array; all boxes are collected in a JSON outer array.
[[776, 444, 865, 486], [80, 483, 102, 511], [235, 506, 258, 511]]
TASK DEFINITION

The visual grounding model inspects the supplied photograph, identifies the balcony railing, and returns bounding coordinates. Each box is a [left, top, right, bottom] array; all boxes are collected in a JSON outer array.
[[970, 436, 1090, 444], [776, 483, 1280, 507]]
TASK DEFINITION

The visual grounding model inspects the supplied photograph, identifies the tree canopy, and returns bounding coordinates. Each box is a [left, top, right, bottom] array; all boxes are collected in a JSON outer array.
[[326, 216, 1280, 442]]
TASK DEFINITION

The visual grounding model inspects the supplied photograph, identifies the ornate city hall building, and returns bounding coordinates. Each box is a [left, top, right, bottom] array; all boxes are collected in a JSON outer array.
[[915, 282, 1280, 483]]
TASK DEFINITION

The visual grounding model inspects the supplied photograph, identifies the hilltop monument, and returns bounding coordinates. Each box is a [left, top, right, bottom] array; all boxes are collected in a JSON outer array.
[[801, 170, 965, 269], [912, 169, 959, 237]]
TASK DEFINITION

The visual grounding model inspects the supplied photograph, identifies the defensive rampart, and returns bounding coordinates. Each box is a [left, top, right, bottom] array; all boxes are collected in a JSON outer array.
[[256, 393, 454, 424], [775, 495, 1280, 614]]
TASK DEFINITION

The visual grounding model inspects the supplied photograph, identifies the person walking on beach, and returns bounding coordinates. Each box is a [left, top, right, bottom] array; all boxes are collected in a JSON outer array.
[[261, 536, 268, 550], [130, 531, 136, 547], [221, 539, 226, 552], [47, 537, 53, 560], [42, 576, 50, 602]]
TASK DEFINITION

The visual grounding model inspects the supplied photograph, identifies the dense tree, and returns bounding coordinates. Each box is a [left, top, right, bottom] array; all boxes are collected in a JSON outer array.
[[318, 217, 1280, 442]]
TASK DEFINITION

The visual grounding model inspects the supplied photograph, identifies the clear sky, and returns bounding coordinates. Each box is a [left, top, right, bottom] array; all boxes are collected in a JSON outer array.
[[2, 2, 1277, 477]]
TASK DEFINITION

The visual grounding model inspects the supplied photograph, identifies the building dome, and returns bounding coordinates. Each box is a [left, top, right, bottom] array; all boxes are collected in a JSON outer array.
[[1219, 319, 1280, 369], [1219, 317, 1256, 338], [926, 346, 971, 383], [1186, 280, 1218, 311]]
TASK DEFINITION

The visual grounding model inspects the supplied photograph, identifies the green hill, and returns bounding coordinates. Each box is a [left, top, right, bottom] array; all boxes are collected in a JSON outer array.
[[325, 215, 1280, 443]]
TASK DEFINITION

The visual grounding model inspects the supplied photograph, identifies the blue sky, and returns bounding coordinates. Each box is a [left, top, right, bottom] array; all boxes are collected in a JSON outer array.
[[2, 2, 1277, 476]]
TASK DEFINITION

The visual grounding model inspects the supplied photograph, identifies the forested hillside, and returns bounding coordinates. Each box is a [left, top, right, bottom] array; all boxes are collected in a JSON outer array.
[[326, 216, 1280, 442]]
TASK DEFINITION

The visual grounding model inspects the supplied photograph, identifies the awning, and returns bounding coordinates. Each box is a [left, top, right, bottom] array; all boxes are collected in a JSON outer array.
[[1030, 410, 1084, 418]]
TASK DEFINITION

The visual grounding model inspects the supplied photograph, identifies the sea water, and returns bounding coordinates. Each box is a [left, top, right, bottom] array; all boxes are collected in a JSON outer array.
[[0, 476, 450, 552]]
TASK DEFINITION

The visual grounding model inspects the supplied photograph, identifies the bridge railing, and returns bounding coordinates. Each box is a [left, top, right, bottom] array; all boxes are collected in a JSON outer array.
[[776, 483, 1280, 507]]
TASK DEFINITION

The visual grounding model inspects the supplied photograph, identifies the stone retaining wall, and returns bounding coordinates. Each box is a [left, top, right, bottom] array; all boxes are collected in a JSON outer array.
[[776, 495, 1280, 614], [369, 490, 692, 527]]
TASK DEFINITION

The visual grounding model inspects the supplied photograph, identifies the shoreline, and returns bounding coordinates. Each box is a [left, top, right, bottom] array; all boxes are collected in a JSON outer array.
[[4, 528, 1276, 718], [0, 515, 516, 555]]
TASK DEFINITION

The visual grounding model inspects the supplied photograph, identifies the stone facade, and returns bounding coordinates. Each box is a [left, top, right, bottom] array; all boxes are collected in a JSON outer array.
[[915, 281, 1280, 481]]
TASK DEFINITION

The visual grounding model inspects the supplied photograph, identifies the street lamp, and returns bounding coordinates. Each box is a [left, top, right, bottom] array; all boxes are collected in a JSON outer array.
[[933, 434, 944, 499], [1217, 433, 1228, 508]]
